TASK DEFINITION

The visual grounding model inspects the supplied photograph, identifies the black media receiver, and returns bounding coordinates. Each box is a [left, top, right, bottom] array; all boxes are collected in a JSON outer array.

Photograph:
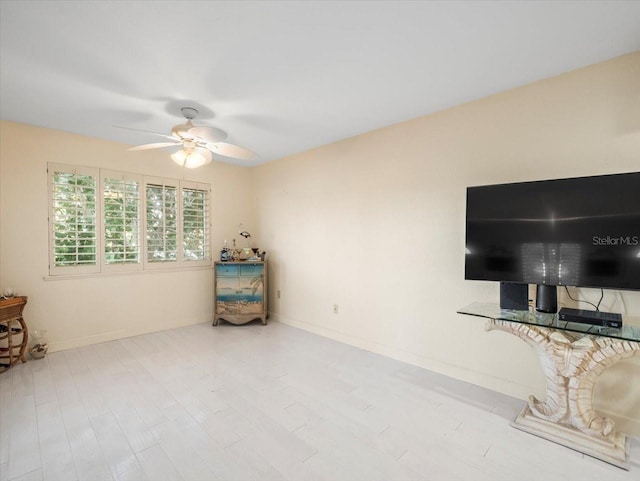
[[558, 307, 623, 329]]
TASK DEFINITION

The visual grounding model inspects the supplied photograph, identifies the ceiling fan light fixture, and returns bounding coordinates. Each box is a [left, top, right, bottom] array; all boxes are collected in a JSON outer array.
[[171, 147, 212, 168], [170, 149, 187, 166], [185, 148, 212, 168]]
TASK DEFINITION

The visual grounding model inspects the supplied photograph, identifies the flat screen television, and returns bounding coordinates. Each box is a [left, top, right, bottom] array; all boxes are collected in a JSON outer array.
[[465, 172, 640, 310]]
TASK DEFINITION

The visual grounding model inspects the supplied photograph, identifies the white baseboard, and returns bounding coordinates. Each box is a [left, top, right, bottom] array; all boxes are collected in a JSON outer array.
[[47, 319, 203, 353], [270, 310, 640, 437]]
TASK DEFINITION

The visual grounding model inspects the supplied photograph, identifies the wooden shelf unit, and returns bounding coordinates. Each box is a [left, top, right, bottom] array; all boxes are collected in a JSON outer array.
[[0, 296, 28, 372]]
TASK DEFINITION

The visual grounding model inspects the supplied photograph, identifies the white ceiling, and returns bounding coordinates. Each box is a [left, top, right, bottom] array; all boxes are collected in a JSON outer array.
[[1, 1, 639, 166]]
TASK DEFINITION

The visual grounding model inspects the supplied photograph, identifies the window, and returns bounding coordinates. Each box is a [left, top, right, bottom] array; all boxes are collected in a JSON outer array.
[[48, 164, 99, 275], [48, 164, 211, 275], [144, 178, 211, 268], [102, 171, 142, 271], [145, 178, 178, 265], [182, 182, 210, 262]]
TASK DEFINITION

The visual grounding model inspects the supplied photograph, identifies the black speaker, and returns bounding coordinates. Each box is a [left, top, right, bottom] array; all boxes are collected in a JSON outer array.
[[500, 282, 529, 310], [535, 284, 558, 313]]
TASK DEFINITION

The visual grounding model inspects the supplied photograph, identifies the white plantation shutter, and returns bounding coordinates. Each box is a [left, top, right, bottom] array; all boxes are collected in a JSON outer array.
[[181, 181, 211, 265], [102, 171, 142, 271], [144, 177, 179, 267], [48, 165, 212, 275], [48, 163, 100, 275]]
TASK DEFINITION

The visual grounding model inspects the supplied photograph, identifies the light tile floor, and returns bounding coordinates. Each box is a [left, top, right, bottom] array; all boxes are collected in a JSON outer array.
[[0, 321, 637, 480]]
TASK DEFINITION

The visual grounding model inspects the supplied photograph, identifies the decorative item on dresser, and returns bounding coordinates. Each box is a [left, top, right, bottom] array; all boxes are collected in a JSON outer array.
[[0, 296, 29, 372], [213, 261, 267, 326]]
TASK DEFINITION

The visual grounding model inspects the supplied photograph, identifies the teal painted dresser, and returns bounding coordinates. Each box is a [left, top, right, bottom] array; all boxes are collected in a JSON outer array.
[[213, 261, 267, 326]]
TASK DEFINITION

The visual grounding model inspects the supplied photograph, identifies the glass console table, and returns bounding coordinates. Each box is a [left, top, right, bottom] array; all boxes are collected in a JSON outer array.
[[458, 302, 640, 469]]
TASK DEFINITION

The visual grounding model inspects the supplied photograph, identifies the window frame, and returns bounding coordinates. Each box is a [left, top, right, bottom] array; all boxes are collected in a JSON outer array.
[[47, 163, 212, 276]]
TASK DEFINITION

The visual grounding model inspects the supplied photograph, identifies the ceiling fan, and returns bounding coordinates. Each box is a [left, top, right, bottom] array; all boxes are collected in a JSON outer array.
[[119, 107, 256, 168]]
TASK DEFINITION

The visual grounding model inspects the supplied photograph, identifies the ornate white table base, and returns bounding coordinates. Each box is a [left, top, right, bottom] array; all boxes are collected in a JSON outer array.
[[487, 318, 640, 469]]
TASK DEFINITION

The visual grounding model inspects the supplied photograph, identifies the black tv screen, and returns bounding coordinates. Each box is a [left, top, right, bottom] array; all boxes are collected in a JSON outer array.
[[465, 172, 640, 290]]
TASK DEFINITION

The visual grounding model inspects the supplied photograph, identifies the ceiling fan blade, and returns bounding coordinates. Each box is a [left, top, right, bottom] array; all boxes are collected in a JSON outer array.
[[207, 142, 257, 160], [114, 125, 177, 141], [128, 142, 180, 151], [188, 126, 228, 143]]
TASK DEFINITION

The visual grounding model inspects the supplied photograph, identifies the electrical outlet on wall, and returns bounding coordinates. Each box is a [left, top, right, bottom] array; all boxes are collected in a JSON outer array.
[[277, 290, 281, 299], [333, 304, 339, 314]]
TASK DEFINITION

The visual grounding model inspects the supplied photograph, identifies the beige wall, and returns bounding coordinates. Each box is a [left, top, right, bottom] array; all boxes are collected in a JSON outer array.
[[252, 52, 640, 434], [0, 121, 256, 351]]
